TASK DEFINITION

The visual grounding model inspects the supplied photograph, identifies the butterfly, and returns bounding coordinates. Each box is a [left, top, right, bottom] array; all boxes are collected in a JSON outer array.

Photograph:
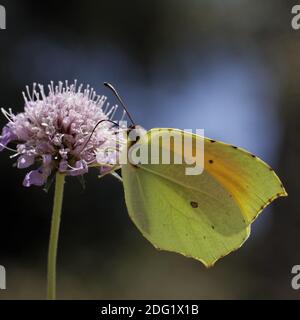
[[104, 83, 287, 267]]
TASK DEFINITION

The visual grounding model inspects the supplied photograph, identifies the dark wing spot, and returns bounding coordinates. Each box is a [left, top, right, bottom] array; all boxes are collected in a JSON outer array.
[[232, 146, 238, 149], [211, 225, 215, 230], [210, 140, 216, 143], [190, 201, 198, 208], [269, 167, 274, 171], [208, 159, 214, 164], [251, 154, 256, 158]]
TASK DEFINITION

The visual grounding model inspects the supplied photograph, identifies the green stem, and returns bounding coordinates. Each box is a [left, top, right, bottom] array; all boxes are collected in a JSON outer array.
[[47, 173, 65, 300]]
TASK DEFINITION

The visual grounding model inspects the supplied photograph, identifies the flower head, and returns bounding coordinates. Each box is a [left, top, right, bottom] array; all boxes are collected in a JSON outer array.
[[0, 80, 125, 187]]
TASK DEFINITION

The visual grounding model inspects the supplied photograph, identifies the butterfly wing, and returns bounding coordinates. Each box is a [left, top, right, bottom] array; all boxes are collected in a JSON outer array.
[[143, 128, 287, 224], [121, 128, 287, 266], [202, 133, 287, 223]]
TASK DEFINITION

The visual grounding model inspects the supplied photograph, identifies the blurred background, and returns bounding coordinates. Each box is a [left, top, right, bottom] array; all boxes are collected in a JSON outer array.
[[0, 0, 298, 299]]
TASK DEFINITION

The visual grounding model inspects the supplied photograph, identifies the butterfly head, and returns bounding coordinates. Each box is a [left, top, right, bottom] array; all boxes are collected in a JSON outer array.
[[126, 125, 147, 147], [128, 125, 147, 136]]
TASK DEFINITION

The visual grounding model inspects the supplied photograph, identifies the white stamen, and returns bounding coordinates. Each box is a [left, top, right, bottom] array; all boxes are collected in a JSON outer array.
[[1, 108, 14, 122], [110, 105, 119, 120], [0, 143, 17, 152], [26, 86, 32, 101], [10, 152, 20, 159]]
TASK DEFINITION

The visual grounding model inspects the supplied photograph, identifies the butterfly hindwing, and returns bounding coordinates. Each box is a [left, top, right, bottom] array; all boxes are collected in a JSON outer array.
[[121, 128, 287, 266]]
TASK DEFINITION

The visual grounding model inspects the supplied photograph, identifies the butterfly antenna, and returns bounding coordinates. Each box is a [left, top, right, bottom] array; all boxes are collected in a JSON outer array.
[[103, 82, 135, 126], [79, 119, 119, 154]]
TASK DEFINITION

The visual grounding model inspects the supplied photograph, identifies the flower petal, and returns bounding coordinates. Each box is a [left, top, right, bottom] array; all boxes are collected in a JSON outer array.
[[68, 160, 88, 176], [43, 154, 52, 166], [0, 126, 16, 151], [23, 168, 48, 187], [17, 154, 35, 169], [59, 160, 68, 172]]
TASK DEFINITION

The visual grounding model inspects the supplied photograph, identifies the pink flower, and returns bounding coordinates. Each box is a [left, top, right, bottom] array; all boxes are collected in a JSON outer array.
[[0, 80, 124, 187]]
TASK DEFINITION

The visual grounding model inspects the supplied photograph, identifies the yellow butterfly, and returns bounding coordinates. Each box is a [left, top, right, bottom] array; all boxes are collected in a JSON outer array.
[[105, 83, 287, 267]]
